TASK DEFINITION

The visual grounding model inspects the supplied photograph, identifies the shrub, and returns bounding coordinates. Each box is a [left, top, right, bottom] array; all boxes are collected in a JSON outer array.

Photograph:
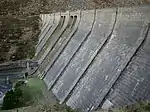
[[1, 81, 25, 110]]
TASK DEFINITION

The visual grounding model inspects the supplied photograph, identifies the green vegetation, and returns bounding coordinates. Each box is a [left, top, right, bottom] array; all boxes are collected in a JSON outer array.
[[2, 81, 26, 110], [1, 78, 76, 112], [1, 78, 44, 110], [2, 77, 149, 112], [99, 101, 150, 112], [113, 102, 150, 112]]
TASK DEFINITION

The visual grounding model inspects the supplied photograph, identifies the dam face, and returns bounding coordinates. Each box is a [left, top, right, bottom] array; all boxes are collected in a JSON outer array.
[[36, 6, 150, 111]]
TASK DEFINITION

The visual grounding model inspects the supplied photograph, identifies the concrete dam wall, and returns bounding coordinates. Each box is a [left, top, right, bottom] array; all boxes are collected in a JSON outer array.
[[35, 6, 150, 111]]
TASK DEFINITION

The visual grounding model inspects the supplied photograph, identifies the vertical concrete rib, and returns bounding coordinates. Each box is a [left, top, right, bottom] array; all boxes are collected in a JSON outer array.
[[41, 14, 51, 30], [37, 16, 65, 60], [38, 14, 54, 44], [43, 10, 95, 90], [41, 14, 46, 27], [38, 12, 70, 65], [52, 8, 117, 104], [35, 12, 61, 59], [35, 13, 65, 60], [40, 14, 50, 33], [38, 15, 75, 74], [99, 23, 150, 109], [101, 6, 150, 109], [66, 7, 149, 111], [34, 6, 150, 111], [40, 11, 81, 78]]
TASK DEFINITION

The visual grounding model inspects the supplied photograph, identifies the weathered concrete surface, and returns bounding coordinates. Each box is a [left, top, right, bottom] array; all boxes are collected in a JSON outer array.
[[52, 8, 117, 104], [41, 11, 81, 78], [38, 14, 54, 44], [35, 13, 61, 59], [66, 8, 149, 112], [38, 12, 80, 76], [40, 14, 46, 28], [36, 6, 150, 112], [38, 12, 70, 65], [103, 7, 150, 109], [40, 14, 51, 33], [43, 10, 95, 90]]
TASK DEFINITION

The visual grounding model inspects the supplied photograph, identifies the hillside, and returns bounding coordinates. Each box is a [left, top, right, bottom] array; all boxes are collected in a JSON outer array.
[[0, 0, 148, 63]]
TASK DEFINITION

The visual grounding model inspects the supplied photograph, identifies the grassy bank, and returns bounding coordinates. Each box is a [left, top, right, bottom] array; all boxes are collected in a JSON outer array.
[[1, 78, 76, 112]]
